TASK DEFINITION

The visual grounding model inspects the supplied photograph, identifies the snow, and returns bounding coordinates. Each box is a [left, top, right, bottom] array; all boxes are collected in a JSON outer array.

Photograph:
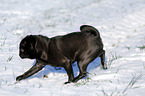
[[0, 0, 145, 96]]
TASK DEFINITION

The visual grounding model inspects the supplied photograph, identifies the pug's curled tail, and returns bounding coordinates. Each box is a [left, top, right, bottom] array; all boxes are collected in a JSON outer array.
[[80, 25, 100, 38]]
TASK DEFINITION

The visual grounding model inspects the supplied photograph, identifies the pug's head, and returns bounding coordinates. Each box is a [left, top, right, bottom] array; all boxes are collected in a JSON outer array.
[[19, 35, 37, 59]]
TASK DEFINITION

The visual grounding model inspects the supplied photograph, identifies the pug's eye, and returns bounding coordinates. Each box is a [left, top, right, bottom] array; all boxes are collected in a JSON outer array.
[[21, 44, 25, 47]]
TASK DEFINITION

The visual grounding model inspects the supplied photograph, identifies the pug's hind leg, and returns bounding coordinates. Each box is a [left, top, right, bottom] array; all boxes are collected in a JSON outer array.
[[16, 60, 46, 81], [100, 50, 107, 69], [72, 60, 89, 83]]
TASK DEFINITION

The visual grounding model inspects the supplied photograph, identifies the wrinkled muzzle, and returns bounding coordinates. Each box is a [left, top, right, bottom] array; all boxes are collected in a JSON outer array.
[[19, 49, 29, 59]]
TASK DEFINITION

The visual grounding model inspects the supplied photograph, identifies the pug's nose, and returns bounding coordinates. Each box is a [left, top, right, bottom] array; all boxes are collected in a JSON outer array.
[[21, 49, 24, 52]]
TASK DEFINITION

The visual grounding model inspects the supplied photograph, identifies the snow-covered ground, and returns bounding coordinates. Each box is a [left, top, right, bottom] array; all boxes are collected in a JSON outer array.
[[0, 0, 145, 96]]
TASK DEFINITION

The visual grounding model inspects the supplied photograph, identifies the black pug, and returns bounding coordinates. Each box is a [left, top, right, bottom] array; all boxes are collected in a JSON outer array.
[[16, 25, 107, 84]]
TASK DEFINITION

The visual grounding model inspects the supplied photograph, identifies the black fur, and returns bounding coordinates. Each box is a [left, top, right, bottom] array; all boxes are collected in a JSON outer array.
[[16, 25, 107, 84]]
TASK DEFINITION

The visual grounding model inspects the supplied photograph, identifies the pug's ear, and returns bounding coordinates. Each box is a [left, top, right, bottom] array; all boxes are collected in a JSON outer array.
[[34, 36, 50, 62], [29, 35, 36, 43]]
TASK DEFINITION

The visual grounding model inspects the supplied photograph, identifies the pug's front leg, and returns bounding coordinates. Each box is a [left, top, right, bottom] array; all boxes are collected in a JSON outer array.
[[16, 60, 46, 81], [63, 62, 74, 84]]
